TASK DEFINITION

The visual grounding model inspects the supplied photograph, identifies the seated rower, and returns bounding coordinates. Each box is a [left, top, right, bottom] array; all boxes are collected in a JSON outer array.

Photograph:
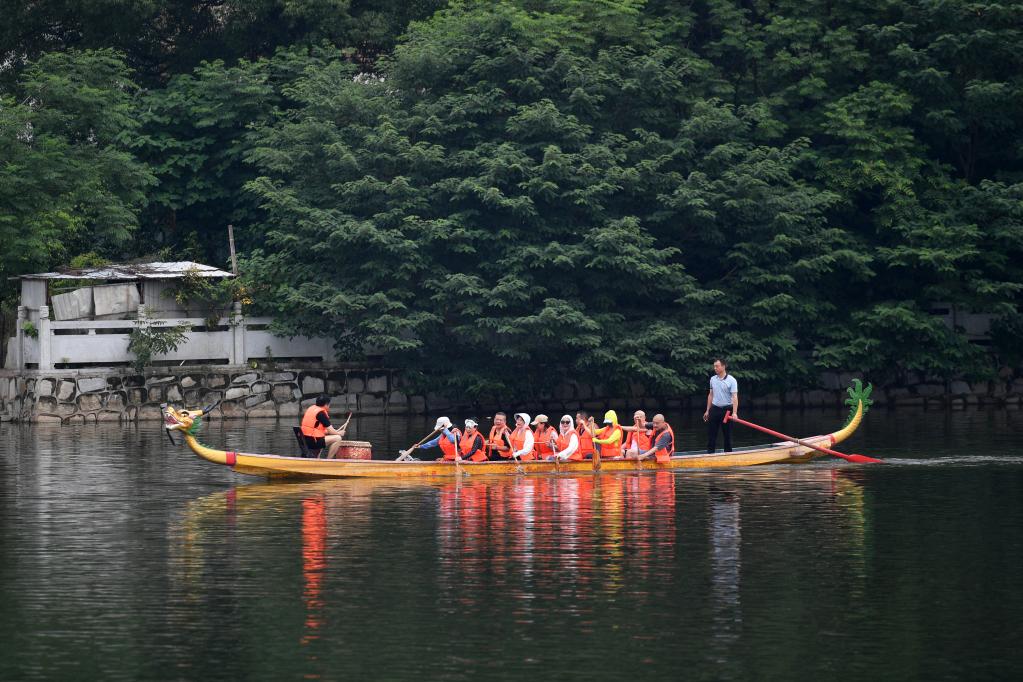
[[300, 394, 348, 458], [548, 415, 581, 461], [627, 414, 675, 463], [410, 417, 461, 461], [458, 419, 488, 462], [621, 410, 653, 457], [575, 411, 596, 460], [592, 410, 623, 459], [508, 413, 536, 461], [486, 412, 512, 460], [531, 414, 557, 460]]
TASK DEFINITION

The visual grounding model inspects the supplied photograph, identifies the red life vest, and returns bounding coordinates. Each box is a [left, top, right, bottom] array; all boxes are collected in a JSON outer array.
[[624, 428, 653, 453], [652, 424, 675, 463], [509, 427, 535, 461], [300, 405, 329, 438], [439, 428, 462, 461], [487, 425, 511, 458], [533, 425, 556, 459], [556, 431, 583, 461], [595, 424, 623, 458], [576, 424, 595, 457], [458, 430, 487, 462]]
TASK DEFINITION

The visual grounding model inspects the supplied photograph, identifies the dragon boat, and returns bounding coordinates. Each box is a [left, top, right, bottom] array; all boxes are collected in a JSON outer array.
[[162, 382, 874, 479]]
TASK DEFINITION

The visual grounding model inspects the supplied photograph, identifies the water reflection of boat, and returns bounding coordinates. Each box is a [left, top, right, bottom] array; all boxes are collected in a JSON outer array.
[[162, 391, 869, 479]]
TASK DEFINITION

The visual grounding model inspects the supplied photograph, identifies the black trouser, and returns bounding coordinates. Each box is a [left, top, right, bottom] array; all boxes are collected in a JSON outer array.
[[707, 405, 733, 453]]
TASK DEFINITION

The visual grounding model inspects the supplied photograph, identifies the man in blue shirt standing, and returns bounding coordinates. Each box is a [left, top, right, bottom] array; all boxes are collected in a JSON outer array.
[[704, 358, 739, 453]]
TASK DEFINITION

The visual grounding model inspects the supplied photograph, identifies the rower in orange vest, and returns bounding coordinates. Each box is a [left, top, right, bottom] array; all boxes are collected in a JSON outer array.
[[621, 410, 653, 457], [530, 414, 557, 460], [592, 409, 624, 459], [508, 413, 536, 461], [299, 394, 348, 458], [458, 419, 488, 462], [486, 411, 513, 459], [413, 417, 461, 461], [549, 414, 582, 461], [628, 414, 676, 463], [575, 410, 596, 459]]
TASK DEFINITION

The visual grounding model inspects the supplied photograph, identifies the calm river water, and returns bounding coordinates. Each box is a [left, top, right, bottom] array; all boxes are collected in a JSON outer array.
[[2, 408, 1023, 681]]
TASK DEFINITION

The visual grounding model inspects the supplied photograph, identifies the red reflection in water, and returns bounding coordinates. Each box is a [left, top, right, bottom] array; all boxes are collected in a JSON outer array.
[[301, 496, 326, 646]]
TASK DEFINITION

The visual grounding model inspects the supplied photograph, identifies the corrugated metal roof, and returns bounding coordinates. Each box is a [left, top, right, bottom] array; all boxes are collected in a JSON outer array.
[[13, 261, 235, 281]]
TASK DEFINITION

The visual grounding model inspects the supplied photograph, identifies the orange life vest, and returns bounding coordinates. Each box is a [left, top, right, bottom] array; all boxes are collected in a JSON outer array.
[[508, 427, 535, 461], [595, 424, 623, 458], [556, 431, 583, 461], [458, 430, 487, 462], [624, 428, 653, 453], [533, 425, 556, 459], [300, 405, 329, 438], [576, 424, 595, 457], [488, 425, 511, 458], [439, 428, 462, 461], [652, 424, 675, 463]]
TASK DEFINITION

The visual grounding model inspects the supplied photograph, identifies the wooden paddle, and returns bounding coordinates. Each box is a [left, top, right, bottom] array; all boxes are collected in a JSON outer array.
[[396, 428, 439, 461], [724, 413, 884, 464]]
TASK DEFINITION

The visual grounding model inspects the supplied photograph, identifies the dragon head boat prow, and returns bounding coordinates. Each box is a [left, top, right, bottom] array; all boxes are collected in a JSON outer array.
[[830, 379, 873, 446], [163, 404, 204, 435]]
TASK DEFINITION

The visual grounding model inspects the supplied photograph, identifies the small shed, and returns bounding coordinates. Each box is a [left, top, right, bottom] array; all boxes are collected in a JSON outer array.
[[15, 261, 234, 326]]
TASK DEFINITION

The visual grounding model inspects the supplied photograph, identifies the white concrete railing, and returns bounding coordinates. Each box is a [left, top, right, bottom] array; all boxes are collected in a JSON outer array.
[[7, 303, 335, 370]]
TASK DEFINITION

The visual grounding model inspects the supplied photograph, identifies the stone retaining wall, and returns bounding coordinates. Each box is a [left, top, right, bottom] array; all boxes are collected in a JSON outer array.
[[2, 367, 1022, 423]]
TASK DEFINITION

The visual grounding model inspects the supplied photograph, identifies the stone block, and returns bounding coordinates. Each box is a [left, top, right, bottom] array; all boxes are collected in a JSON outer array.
[[251, 381, 271, 394], [388, 391, 408, 414], [272, 384, 295, 402], [233, 373, 258, 385], [78, 393, 103, 411], [36, 396, 58, 413], [106, 376, 122, 389], [51, 286, 94, 320], [35, 414, 66, 424], [128, 387, 146, 404], [184, 389, 203, 404], [426, 393, 450, 411], [208, 374, 227, 388], [148, 387, 163, 402], [97, 411, 121, 422], [36, 379, 55, 398], [247, 403, 277, 418], [949, 380, 971, 396], [124, 375, 146, 387], [125, 406, 137, 422], [895, 395, 925, 407], [218, 401, 245, 419], [181, 376, 198, 389], [78, 377, 108, 393], [278, 401, 300, 418], [410, 396, 427, 414], [166, 385, 183, 402], [359, 394, 385, 414], [820, 372, 842, 390], [266, 372, 295, 382], [783, 391, 803, 407], [326, 379, 344, 394], [300, 398, 317, 409], [105, 392, 126, 410], [302, 375, 325, 395], [761, 393, 782, 408], [148, 375, 176, 385], [367, 373, 389, 393], [347, 374, 365, 393], [244, 394, 269, 408], [93, 283, 138, 317], [805, 390, 831, 407], [225, 387, 248, 400], [138, 404, 163, 421], [950, 397, 966, 410]]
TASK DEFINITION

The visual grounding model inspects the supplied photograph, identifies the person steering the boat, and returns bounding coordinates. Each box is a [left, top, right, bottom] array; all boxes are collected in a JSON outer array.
[[414, 417, 462, 461], [300, 394, 348, 458], [548, 415, 581, 461], [627, 414, 675, 463]]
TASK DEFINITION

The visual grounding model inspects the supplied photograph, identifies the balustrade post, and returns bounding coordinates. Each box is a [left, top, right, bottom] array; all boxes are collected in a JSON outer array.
[[14, 306, 25, 370], [38, 305, 52, 370], [231, 302, 246, 366]]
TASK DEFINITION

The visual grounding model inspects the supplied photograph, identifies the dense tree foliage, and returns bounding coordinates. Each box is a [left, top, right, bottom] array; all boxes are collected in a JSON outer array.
[[2, 0, 1022, 396]]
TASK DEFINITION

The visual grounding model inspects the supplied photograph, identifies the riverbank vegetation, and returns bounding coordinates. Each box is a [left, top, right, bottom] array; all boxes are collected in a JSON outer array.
[[2, 1, 1021, 398]]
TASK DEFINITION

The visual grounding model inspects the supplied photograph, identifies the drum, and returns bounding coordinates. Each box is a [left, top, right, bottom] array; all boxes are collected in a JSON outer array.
[[333, 440, 372, 460]]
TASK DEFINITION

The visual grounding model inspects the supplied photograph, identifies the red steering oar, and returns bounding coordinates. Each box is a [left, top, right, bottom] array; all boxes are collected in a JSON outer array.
[[724, 413, 884, 464]]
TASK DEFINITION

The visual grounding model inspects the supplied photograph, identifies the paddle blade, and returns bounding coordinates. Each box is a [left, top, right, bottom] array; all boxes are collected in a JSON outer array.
[[846, 453, 885, 464]]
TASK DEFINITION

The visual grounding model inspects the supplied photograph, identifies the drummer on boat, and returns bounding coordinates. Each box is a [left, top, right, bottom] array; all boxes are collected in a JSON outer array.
[[300, 394, 348, 458]]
